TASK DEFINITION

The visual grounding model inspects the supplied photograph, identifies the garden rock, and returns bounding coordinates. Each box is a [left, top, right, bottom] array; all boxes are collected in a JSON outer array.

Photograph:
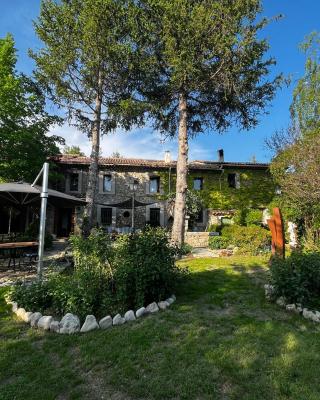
[[302, 308, 319, 322], [11, 302, 18, 312], [264, 284, 275, 300], [158, 301, 169, 310], [286, 304, 296, 312], [50, 320, 60, 333], [166, 298, 175, 305], [146, 302, 159, 314], [113, 314, 126, 326], [276, 297, 286, 307], [171, 294, 176, 301], [59, 313, 80, 334], [22, 311, 34, 323], [38, 316, 53, 330], [124, 310, 136, 322], [99, 316, 112, 330], [16, 308, 26, 319], [80, 315, 99, 333], [30, 312, 42, 328], [135, 307, 146, 318]]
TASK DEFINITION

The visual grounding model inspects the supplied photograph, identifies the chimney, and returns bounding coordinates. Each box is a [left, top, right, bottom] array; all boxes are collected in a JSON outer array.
[[218, 149, 224, 163], [164, 150, 171, 163]]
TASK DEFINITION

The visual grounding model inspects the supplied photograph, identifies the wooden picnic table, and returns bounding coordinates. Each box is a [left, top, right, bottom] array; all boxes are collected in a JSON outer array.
[[0, 242, 38, 270], [0, 241, 38, 249]]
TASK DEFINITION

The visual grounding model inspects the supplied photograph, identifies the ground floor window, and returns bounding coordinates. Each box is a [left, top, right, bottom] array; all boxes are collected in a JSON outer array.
[[101, 207, 112, 225]]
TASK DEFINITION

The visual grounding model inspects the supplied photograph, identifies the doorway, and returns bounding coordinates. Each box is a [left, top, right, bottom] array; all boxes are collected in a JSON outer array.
[[56, 208, 73, 237], [149, 208, 161, 227]]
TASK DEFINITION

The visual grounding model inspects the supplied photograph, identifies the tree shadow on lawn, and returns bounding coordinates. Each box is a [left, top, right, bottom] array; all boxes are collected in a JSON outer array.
[[1, 264, 320, 400]]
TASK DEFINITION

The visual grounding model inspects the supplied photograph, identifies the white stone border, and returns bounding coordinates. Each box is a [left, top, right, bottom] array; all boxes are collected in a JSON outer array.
[[264, 284, 320, 323], [4, 294, 176, 334]]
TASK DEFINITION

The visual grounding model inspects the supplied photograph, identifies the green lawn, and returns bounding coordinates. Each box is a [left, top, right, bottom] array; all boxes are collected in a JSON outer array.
[[1, 255, 320, 400]]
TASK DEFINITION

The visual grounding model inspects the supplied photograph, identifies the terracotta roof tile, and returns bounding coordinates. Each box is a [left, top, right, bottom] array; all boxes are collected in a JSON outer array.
[[50, 155, 269, 170]]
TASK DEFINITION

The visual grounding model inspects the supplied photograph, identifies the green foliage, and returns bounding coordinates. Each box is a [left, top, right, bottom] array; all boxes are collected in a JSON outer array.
[[188, 170, 276, 211], [291, 32, 320, 133], [221, 225, 271, 255], [270, 252, 320, 307], [63, 146, 85, 156], [245, 209, 263, 226], [31, 0, 142, 136], [233, 208, 248, 226], [112, 227, 179, 309], [0, 34, 63, 182], [208, 236, 230, 250], [133, 0, 280, 136], [176, 242, 193, 256], [10, 281, 52, 313], [167, 189, 203, 221], [10, 227, 179, 320], [206, 224, 222, 233]]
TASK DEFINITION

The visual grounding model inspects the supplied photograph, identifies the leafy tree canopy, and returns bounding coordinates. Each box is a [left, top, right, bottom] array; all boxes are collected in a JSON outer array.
[[63, 145, 85, 156], [269, 32, 320, 245], [0, 34, 63, 182], [291, 32, 320, 135]]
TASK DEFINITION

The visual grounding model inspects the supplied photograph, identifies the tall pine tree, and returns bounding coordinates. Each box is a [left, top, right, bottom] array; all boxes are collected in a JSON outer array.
[[32, 0, 141, 234], [131, 0, 281, 244]]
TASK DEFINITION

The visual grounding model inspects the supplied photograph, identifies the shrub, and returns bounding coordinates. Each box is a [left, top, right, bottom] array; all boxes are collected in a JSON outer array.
[[232, 208, 248, 226], [245, 209, 263, 226], [270, 252, 320, 306], [208, 236, 230, 250], [221, 225, 271, 255], [10, 227, 179, 320], [177, 242, 193, 256], [206, 224, 222, 233], [10, 280, 52, 312], [112, 227, 179, 309]]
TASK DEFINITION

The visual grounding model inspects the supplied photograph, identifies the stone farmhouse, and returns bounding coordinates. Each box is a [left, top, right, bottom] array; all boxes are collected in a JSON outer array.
[[48, 150, 275, 237]]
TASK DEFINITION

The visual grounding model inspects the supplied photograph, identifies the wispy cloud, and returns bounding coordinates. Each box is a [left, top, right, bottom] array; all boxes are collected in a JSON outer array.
[[49, 122, 214, 161]]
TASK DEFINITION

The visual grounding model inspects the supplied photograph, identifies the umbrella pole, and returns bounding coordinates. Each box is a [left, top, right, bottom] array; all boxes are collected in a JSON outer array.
[[8, 207, 12, 235], [37, 163, 49, 280]]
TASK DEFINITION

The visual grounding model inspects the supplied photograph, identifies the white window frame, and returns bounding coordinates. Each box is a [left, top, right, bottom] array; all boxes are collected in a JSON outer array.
[[99, 171, 116, 194]]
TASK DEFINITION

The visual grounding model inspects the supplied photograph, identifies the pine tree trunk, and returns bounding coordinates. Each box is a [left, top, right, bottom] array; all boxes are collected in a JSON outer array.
[[171, 92, 188, 246], [83, 72, 102, 236]]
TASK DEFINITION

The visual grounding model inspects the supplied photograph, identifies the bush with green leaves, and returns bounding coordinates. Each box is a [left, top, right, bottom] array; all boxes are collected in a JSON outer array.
[[221, 225, 271, 255], [112, 227, 180, 309], [10, 227, 180, 321], [208, 236, 230, 250], [176, 242, 193, 256], [270, 252, 320, 307], [245, 209, 263, 226], [206, 224, 222, 233]]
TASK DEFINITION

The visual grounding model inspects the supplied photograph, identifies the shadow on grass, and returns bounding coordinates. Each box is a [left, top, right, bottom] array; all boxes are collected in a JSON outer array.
[[1, 260, 320, 400]]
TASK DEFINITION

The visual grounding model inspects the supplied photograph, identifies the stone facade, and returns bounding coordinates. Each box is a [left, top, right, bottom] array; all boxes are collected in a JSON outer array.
[[48, 154, 272, 236], [185, 232, 209, 248]]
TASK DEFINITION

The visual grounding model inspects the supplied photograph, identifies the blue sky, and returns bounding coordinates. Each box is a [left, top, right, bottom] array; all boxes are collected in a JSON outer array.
[[1, 0, 319, 162]]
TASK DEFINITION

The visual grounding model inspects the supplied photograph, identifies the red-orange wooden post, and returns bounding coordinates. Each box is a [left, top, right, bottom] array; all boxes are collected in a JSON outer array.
[[267, 207, 285, 259]]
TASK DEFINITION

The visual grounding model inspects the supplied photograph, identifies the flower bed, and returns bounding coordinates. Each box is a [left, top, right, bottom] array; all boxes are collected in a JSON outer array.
[[5, 294, 176, 334]]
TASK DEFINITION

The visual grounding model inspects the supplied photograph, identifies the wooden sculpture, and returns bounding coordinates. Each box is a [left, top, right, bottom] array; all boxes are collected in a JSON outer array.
[[267, 207, 285, 259]]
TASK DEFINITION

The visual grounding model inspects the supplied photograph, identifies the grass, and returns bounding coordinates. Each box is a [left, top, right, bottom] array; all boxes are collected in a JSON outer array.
[[1, 255, 320, 399]]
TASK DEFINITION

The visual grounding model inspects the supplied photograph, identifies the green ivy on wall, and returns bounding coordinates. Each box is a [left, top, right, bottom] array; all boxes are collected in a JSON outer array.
[[156, 167, 276, 211]]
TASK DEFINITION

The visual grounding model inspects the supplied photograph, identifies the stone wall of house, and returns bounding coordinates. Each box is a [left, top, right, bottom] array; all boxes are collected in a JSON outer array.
[[63, 167, 167, 229], [185, 232, 209, 248]]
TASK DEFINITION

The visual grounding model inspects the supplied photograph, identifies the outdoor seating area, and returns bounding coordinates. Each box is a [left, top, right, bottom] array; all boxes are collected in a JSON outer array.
[[0, 241, 38, 271]]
